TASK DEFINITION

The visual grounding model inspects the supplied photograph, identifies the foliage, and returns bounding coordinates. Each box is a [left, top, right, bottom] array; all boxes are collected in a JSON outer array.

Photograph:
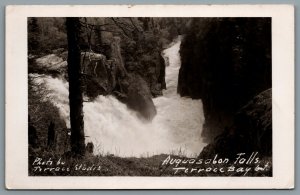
[[28, 18, 40, 54], [28, 18, 67, 54]]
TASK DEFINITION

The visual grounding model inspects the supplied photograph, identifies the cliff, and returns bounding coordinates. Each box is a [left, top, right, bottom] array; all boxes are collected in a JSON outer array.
[[178, 18, 272, 141]]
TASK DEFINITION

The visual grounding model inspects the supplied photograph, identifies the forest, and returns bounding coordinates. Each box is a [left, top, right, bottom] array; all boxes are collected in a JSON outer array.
[[28, 17, 272, 176]]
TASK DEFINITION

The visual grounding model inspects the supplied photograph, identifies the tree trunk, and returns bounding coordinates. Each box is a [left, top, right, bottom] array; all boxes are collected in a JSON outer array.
[[66, 17, 85, 156]]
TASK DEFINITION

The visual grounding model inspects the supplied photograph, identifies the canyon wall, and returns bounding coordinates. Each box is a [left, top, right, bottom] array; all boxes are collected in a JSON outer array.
[[178, 18, 272, 156]]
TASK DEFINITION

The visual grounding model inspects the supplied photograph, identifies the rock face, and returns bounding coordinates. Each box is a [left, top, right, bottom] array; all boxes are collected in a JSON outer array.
[[81, 51, 113, 98], [199, 89, 272, 158], [178, 18, 272, 140], [118, 73, 157, 121]]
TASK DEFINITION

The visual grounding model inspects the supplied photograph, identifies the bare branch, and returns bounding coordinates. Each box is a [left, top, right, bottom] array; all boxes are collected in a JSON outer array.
[[129, 18, 141, 32], [110, 18, 131, 38]]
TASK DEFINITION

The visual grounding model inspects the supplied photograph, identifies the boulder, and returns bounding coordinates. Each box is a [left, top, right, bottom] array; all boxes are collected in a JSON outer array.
[[31, 54, 67, 76], [35, 54, 66, 71]]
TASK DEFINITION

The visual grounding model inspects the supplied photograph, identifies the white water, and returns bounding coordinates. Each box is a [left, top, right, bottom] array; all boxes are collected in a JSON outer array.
[[31, 37, 205, 157]]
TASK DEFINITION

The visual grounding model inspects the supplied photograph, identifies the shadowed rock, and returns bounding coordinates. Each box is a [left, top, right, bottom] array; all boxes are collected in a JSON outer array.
[[199, 89, 272, 159], [118, 73, 157, 121]]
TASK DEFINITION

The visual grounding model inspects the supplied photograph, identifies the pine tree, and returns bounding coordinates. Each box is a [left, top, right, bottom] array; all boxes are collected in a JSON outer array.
[[66, 17, 85, 156]]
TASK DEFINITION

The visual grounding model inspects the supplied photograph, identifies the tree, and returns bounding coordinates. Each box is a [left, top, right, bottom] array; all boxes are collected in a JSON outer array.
[[66, 17, 85, 156]]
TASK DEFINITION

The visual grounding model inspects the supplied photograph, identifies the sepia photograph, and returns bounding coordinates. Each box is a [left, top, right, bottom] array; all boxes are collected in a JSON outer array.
[[27, 17, 272, 177], [5, 5, 294, 189]]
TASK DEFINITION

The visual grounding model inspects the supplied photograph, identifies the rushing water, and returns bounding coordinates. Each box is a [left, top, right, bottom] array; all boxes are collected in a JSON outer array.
[[31, 37, 205, 157]]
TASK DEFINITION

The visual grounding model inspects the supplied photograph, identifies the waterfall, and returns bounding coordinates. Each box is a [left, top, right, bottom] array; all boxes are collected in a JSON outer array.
[[30, 37, 205, 157]]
